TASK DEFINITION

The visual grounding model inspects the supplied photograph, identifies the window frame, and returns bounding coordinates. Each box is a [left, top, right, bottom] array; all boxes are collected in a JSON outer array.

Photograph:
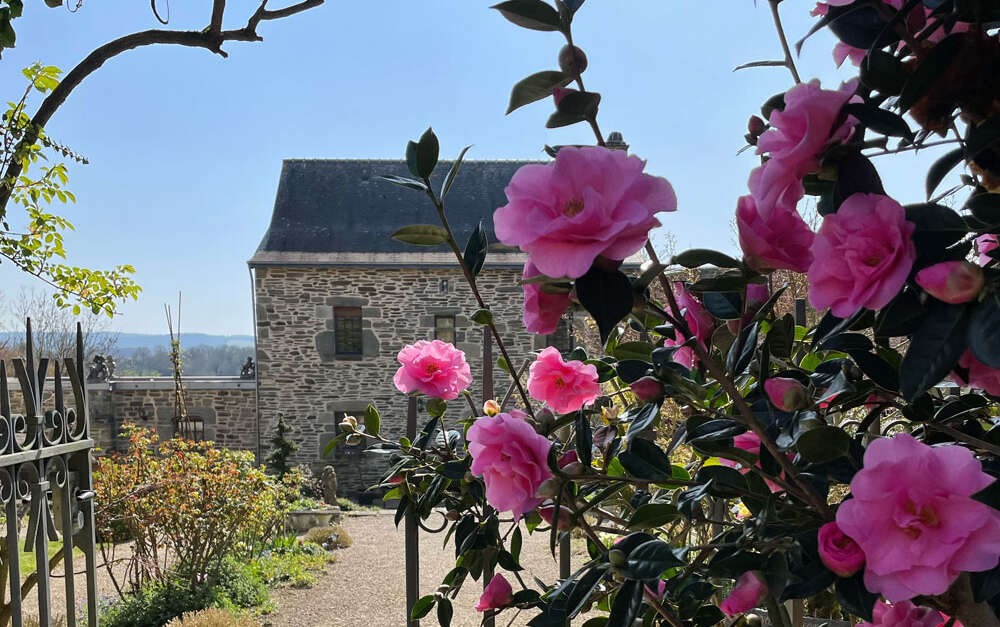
[[174, 415, 205, 442], [434, 315, 456, 344], [334, 306, 364, 356]]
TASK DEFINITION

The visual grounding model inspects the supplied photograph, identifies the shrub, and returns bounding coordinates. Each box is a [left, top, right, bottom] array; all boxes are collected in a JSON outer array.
[[165, 608, 261, 627], [247, 534, 331, 589], [94, 425, 300, 592], [303, 525, 353, 550], [99, 557, 268, 627]]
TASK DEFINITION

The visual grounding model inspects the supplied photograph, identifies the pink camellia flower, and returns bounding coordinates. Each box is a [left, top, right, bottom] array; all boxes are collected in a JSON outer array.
[[737, 193, 815, 273], [858, 600, 950, 627], [630, 376, 666, 402], [836, 433, 1000, 601], [663, 335, 695, 369], [953, 350, 1000, 396], [539, 505, 572, 530], [719, 432, 785, 493], [765, 377, 810, 412], [393, 340, 472, 401], [977, 234, 999, 266], [729, 283, 771, 334], [672, 282, 714, 350], [557, 449, 578, 469], [644, 580, 668, 600], [494, 146, 677, 279], [757, 79, 859, 179], [747, 160, 807, 217], [522, 260, 571, 335], [808, 193, 916, 317], [475, 573, 514, 612], [719, 571, 768, 616], [468, 411, 552, 519], [817, 521, 865, 577], [916, 261, 984, 304], [527, 346, 601, 414]]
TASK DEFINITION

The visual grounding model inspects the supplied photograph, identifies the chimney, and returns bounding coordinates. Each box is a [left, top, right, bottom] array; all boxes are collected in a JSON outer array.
[[605, 131, 629, 152]]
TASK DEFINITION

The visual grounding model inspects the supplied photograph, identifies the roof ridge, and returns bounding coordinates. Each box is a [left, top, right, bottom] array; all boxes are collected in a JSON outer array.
[[280, 158, 544, 164]]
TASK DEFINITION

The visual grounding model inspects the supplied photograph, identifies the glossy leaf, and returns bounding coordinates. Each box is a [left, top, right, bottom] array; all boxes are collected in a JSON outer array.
[[378, 174, 428, 192], [969, 292, 1000, 368], [843, 102, 913, 139], [797, 426, 851, 463], [900, 301, 969, 400], [622, 540, 684, 580], [463, 221, 488, 277], [926, 147, 966, 199], [575, 410, 593, 467], [508, 70, 573, 114], [898, 33, 964, 113], [411, 594, 435, 619], [364, 403, 381, 436], [617, 438, 675, 482], [671, 248, 741, 269], [441, 145, 472, 198], [392, 224, 449, 246], [492, 0, 562, 31], [575, 266, 633, 343], [607, 580, 643, 627]]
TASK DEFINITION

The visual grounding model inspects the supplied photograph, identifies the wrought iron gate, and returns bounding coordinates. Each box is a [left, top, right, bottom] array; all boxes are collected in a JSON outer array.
[[1, 321, 99, 627]]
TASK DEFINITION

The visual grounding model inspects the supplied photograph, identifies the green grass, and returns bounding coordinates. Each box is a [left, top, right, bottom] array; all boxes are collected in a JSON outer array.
[[17, 538, 86, 580]]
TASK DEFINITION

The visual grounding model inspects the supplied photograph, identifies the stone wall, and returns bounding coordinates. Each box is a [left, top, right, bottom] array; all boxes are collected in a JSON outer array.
[[3, 378, 257, 455], [253, 264, 544, 496]]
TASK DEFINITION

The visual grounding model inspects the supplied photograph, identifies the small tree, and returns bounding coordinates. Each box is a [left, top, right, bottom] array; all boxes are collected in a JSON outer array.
[[266, 415, 298, 479]]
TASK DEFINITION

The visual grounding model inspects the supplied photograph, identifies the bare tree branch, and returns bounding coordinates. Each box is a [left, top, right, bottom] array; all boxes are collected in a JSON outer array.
[[0, 0, 324, 213]]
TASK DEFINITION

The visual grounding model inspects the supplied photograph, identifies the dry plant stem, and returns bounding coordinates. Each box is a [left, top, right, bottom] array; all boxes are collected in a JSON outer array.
[[0, 0, 325, 214], [422, 186, 536, 418], [926, 422, 1000, 457], [768, 0, 802, 84], [645, 243, 833, 519], [643, 589, 685, 627], [562, 27, 606, 147]]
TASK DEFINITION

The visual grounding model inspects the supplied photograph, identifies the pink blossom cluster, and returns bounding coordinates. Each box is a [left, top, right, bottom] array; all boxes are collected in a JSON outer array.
[[495, 146, 676, 334], [393, 340, 472, 400], [527, 346, 601, 414]]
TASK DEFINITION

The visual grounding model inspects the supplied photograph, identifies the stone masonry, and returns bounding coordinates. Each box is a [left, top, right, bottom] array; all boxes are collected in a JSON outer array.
[[253, 264, 546, 495]]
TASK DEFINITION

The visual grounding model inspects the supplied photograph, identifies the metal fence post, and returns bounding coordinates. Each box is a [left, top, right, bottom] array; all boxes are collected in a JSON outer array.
[[789, 301, 807, 627], [405, 396, 420, 627], [482, 327, 497, 627]]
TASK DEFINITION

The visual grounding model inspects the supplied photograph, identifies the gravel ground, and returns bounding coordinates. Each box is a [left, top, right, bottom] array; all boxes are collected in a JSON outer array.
[[265, 512, 591, 627]]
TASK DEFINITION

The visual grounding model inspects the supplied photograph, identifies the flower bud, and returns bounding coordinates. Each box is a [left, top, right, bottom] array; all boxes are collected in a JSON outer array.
[[552, 87, 577, 107], [817, 521, 865, 577], [445, 510, 459, 521], [345, 434, 363, 446], [557, 449, 578, 469], [558, 44, 588, 75], [764, 377, 809, 412], [630, 376, 666, 402], [916, 260, 984, 304], [534, 477, 562, 498], [748, 115, 766, 137], [561, 461, 586, 477], [483, 399, 501, 416], [338, 421, 355, 434], [539, 505, 573, 530], [346, 415, 358, 428], [608, 549, 627, 567]]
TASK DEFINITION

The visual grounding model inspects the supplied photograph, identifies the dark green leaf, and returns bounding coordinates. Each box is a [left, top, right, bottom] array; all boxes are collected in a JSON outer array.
[[900, 301, 969, 400], [766, 314, 795, 359], [967, 116, 1000, 160], [836, 572, 878, 622], [411, 594, 436, 620], [436, 460, 468, 480], [818, 152, 885, 215], [970, 292, 1000, 368], [624, 403, 659, 443], [547, 90, 601, 128], [622, 540, 684, 580], [463, 221, 488, 277], [511, 526, 523, 563], [507, 70, 573, 114], [492, 0, 562, 31], [607, 580, 643, 627], [819, 332, 873, 353], [392, 224, 449, 246], [860, 49, 906, 95], [416, 416, 440, 449], [613, 341, 655, 361], [671, 248, 741, 269], [827, 4, 898, 49], [973, 480, 1000, 511], [617, 438, 674, 482], [471, 309, 494, 325], [378, 174, 428, 192], [843, 102, 913, 139], [615, 359, 650, 384], [441, 145, 471, 198], [968, 194, 1000, 225], [926, 147, 966, 199], [797, 426, 851, 463], [576, 266, 633, 343], [696, 466, 750, 498], [898, 33, 964, 113], [727, 321, 759, 376], [628, 503, 680, 529], [576, 411, 593, 467], [415, 127, 439, 179], [702, 292, 742, 320], [437, 597, 453, 627]]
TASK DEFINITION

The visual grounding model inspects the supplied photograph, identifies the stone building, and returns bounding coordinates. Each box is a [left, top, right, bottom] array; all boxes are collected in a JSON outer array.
[[248, 159, 571, 496]]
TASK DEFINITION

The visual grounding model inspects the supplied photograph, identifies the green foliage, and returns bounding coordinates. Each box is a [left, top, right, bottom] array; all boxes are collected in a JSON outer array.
[[1, 63, 140, 316], [0, 0, 23, 54], [165, 608, 261, 627], [247, 533, 332, 589], [265, 415, 299, 479], [99, 559, 268, 627]]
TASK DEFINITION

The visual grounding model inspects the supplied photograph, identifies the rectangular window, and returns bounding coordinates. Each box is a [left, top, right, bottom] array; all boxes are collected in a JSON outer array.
[[174, 415, 205, 442], [546, 318, 574, 354], [435, 315, 456, 344], [334, 307, 363, 355]]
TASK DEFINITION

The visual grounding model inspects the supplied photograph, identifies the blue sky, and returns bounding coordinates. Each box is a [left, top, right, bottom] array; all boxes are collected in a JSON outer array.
[[0, 1, 953, 334]]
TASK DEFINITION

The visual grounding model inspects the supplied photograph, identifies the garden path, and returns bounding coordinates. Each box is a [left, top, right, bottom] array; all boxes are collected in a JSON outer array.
[[265, 512, 590, 627]]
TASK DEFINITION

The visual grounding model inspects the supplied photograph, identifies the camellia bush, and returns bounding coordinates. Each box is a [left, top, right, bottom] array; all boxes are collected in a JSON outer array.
[[328, 1, 1000, 625]]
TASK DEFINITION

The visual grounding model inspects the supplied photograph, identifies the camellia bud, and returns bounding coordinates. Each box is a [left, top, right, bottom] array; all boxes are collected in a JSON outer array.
[[338, 421, 355, 434], [630, 376, 666, 402], [764, 377, 809, 412], [483, 399, 501, 416], [538, 505, 573, 530], [558, 44, 588, 75], [561, 461, 586, 477], [346, 415, 358, 428], [445, 510, 459, 521], [557, 449, 578, 469], [747, 115, 766, 137], [915, 260, 984, 304], [535, 477, 562, 499], [608, 549, 627, 567], [345, 434, 363, 446]]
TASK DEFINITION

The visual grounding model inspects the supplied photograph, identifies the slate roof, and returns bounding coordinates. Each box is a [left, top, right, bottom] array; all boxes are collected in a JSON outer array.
[[251, 159, 537, 263]]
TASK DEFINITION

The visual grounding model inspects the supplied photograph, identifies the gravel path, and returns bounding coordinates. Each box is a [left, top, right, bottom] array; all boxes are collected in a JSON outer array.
[[265, 512, 590, 627]]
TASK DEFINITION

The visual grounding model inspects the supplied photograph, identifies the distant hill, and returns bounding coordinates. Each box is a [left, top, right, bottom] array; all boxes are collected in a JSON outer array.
[[0, 332, 254, 357]]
